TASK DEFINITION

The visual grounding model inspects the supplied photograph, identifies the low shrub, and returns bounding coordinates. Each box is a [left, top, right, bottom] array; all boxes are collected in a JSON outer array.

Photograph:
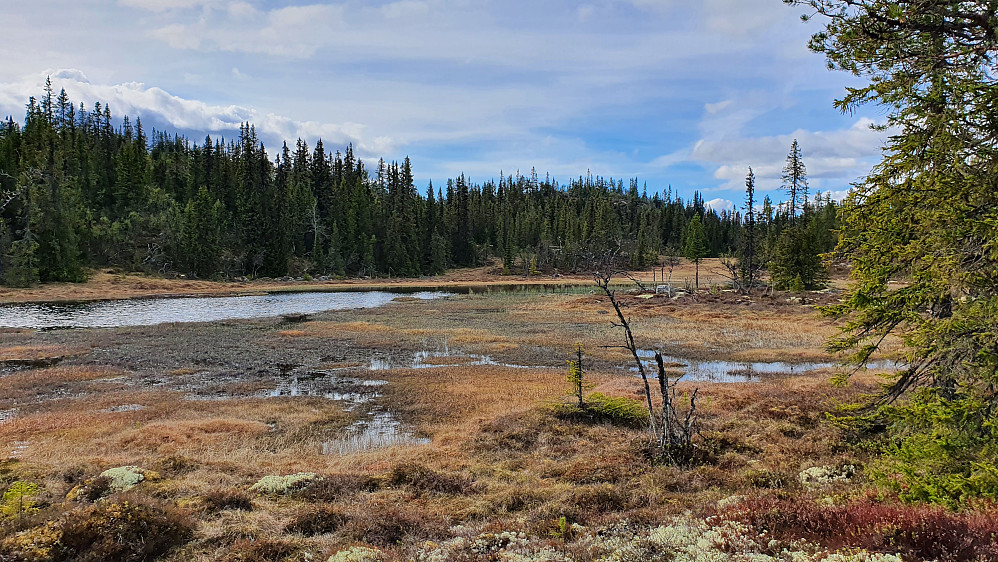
[[472, 414, 542, 454], [726, 498, 998, 561], [154, 455, 198, 476], [224, 538, 302, 562], [482, 486, 547, 514], [284, 505, 349, 536], [4, 497, 194, 562], [344, 498, 448, 547], [385, 463, 473, 495], [202, 489, 254, 513], [65, 476, 111, 503], [564, 483, 633, 514], [561, 453, 645, 484], [296, 473, 381, 501]]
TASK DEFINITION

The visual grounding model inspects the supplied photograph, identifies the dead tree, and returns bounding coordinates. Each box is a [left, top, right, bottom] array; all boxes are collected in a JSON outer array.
[[717, 256, 745, 293], [594, 269, 701, 464], [594, 269, 657, 438]]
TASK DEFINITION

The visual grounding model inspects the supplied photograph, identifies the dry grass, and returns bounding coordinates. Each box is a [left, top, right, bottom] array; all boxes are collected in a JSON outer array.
[[0, 344, 82, 362], [0, 261, 625, 304], [0, 275, 927, 561]]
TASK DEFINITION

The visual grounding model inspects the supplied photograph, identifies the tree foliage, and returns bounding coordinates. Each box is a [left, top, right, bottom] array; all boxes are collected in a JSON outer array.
[[683, 214, 709, 288], [0, 88, 759, 283], [789, 0, 998, 504]]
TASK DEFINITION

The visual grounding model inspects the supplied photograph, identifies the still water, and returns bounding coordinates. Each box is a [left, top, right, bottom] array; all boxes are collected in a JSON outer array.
[[0, 291, 447, 329]]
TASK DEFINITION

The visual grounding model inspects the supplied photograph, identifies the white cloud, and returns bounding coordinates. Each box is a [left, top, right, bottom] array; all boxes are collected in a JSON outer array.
[[693, 118, 888, 193], [1, 1, 869, 193], [150, 4, 346, 58], [0, 70, 394, 157], [381, 0, 430, 19], [704, 100, 732, 114], [119, 0, 210, 12], [705, 198, 735, 212]]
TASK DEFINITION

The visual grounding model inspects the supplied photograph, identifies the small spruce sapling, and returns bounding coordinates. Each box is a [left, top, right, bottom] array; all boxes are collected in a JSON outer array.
[[2, 481, 40, 521], [566, 343, 585, 409]]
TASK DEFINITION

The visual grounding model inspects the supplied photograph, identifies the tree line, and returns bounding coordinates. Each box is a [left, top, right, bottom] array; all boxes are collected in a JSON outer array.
[[0, 82, 836, 286]]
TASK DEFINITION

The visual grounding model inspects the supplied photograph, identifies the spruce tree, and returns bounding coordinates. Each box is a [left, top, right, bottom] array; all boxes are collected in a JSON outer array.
[[789, 0, 998, 504], [781, 139, 807, 224], [683, 214, 708, 289], [739, 167, 757, 289]]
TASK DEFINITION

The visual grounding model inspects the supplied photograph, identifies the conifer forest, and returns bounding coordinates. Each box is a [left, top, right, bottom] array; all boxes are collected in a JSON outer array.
[[0, 84, 838, 286]]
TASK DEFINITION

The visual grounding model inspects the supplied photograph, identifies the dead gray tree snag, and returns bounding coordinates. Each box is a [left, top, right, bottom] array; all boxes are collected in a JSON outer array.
[[594, 269, 657, 438], [595, 269, 702, 464], [654, 353, 700, 464]]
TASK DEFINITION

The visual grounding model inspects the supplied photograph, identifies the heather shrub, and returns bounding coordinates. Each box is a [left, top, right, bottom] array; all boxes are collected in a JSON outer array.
[[58, 498, 193, 561], [65, 476, 111, 503], [297, 473, 380, 501], [483, 485, 547, 514], [224, 538, 302, 562], [726, 498, 998, 561], [202, 489, 254, 513], [284, 505, 349, 536], [344, 498, 448, 547], [562, 454, 644, 484], [472, 413, 542, 455], [386, 463, 473, 495], [568, 484, 632, 512]]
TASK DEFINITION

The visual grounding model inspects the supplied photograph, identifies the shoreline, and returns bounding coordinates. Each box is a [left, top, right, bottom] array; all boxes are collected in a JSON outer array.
[[0, 267, 638, 305]]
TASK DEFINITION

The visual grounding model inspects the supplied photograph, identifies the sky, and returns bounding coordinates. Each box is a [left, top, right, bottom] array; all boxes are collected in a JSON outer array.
[[0, 0, 891, 212]]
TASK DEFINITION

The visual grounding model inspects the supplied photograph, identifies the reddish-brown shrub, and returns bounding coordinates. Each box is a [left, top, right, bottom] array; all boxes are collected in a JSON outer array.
[[567, 484, 632, 513], [223, 538, 301, 562], [58, 497, 193, 561], [344, 498, 449, 547], [726, 498, 998, 562], [283, 505, 349, 536], [202, 489, 254, 513], [386, 463, 474, 495], [296, 473, 380, 501]]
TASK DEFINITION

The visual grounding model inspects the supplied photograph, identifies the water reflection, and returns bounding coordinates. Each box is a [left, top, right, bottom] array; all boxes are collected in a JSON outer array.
[[367, 349, 541, 371], [261, 369, 428, 452], [0, 291, 447, 329], [322, 411, 430, 455], [632, 350, 900, 383]]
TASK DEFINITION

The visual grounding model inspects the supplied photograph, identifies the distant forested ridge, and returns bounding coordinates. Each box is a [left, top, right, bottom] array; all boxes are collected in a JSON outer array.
[[0, 84, 838, 284]]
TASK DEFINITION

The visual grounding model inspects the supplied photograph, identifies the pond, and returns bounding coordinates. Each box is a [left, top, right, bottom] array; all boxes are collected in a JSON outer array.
[[0, 291, 448, 329], [632, 350, 901, 383]]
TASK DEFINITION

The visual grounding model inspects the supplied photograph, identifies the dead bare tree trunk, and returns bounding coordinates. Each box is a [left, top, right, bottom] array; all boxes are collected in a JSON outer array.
[[595, 269, 702, 464], [594, 270, 657, 438]]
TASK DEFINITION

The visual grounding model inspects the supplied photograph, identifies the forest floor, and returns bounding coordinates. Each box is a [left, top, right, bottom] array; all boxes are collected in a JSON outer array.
[[0, 270, 992, 562]]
